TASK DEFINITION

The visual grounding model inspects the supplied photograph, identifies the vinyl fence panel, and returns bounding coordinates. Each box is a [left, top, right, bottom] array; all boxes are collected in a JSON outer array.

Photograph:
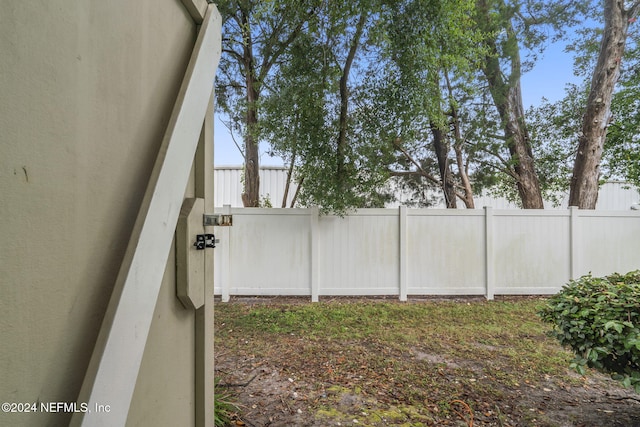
[[213, 207, 640, 300], [574, 210, 640, 278], [218, 209, 312, 296], [405, 210, 486, 296], [318, 210, 400, 296], [491, 210, 571, 295]]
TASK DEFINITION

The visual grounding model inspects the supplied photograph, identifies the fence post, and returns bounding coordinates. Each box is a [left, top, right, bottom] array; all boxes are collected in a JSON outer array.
[[221, 204, 231, 302], [484, 206, 494, 300], [399, 206, 408, 301], [569, 206, 578, 281], [310, 206, 319, 302]]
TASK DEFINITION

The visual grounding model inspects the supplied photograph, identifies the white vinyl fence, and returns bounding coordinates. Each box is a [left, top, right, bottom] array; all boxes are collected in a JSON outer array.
[[213, 207, 640, 301]]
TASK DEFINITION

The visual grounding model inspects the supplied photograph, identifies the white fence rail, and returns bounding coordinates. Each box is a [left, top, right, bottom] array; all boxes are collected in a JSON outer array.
[[213, 207, 640, 301]]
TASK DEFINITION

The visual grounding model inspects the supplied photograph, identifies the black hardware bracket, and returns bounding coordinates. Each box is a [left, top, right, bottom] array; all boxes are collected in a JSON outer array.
[[193, 234, 216, 250]]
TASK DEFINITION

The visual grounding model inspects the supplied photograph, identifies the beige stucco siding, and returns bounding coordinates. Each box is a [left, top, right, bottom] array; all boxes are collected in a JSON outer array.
[[0, 1, 199, 425]]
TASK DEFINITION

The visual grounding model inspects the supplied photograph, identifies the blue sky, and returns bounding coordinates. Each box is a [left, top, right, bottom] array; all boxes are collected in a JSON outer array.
[[213, 39, 583, 167]]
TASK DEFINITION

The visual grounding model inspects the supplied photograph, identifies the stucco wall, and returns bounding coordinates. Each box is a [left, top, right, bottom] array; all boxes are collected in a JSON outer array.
[[0, 1, 202, 425]]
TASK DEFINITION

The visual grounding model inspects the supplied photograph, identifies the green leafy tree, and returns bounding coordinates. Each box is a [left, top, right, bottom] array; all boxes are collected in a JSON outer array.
[[526, 13, 640, 198], [367, 0, 589, 209], [261, 0, 394, 214], [604, 41, 640, 188], [569, 0, 640, 208], [222, 0, 594, 212], [215, 0, 320, 206], [471, 0, 589, 208], [369, 0, 485, 208], [525, 85, 587, 206], [260, 28, 340, 208]]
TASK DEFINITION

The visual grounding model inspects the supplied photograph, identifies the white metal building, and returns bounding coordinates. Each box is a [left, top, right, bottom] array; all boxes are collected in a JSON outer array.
[[215, 166, 640, 210]]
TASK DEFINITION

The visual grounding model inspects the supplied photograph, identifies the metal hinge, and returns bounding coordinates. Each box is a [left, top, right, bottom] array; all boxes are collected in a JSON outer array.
[[203, 214, 233, 226], [193, 233, 217, 250]]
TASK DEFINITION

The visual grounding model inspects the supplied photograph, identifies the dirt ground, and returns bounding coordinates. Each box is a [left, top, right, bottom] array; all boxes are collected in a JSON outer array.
[[214, 297, 640, 427]]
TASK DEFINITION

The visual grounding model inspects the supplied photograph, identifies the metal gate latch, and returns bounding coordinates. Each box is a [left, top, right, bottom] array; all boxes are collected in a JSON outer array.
[[193, 234, 216, 250]]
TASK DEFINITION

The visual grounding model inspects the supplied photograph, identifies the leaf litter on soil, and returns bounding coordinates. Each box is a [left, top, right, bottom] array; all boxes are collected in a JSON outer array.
[[214, 297, 640, 426]]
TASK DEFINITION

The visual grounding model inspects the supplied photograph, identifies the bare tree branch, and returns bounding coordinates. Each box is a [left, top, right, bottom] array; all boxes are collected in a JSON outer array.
[[220, 119, 245, 161], [392, 142, 442, 185]]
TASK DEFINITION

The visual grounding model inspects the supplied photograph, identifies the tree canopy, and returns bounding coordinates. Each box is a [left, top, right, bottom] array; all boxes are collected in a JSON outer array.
[[215, 0, 639, 212]]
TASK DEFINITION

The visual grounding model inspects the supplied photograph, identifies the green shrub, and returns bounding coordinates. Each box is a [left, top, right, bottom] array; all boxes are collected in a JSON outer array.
[[538, 271, 640, 393]]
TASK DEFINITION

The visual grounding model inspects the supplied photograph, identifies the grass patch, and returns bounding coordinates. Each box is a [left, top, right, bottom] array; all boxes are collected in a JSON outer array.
[[215, 298, 583, 426], [216, 299, 571, 383], [213, 378, 239, 427]]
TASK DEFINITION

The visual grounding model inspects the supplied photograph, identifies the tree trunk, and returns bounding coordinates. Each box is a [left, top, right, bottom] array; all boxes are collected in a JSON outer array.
[[242, 90, 260, 207], [486, 52, 544, 209], [476, 0, 544, 209], [336, 13, 366, 184], [446, 76, 475, 209], [241, 10, 260, 207], [282, 150, 297, 208], [569, 0, 639, 208], [290, 176, 304, 208], [241, 119, 260, 207], [226, 4, 314, 207], [501, 89, 544, 209], [454, 142, 475, 208], [430, 124, 457, 208]]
